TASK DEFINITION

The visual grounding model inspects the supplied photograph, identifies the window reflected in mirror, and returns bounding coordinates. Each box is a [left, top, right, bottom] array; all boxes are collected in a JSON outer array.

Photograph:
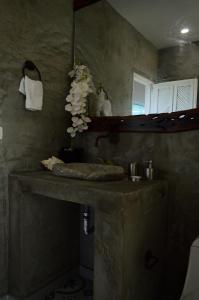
[[132, 73, 198, 115]]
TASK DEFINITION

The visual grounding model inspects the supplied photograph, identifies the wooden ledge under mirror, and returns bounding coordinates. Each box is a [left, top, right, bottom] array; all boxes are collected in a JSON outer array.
[[88, 108, 199, 133], [74, 0, 199, 133]]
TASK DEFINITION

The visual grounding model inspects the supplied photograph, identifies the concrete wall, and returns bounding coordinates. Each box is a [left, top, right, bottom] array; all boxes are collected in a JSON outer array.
[[75, 129, 199, 300], [158, 42, 199, 82], [0, 0, 73, 295], [75, 0, 158, 116]]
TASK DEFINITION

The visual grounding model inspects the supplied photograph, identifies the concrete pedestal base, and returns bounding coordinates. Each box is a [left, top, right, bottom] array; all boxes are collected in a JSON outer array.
[[9, 171, 168, 300]]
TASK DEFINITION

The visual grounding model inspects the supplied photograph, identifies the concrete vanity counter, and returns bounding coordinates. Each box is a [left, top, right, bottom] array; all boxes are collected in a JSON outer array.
[[9, 171, 168, 300], [10, 171, 167, 207]]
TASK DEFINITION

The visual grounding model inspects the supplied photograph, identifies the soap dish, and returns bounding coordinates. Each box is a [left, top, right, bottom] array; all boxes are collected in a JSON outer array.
[[131, 176, 142, 182]]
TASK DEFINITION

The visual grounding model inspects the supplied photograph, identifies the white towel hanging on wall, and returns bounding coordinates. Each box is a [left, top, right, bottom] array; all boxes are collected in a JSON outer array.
[[19, 75, 43, 111]]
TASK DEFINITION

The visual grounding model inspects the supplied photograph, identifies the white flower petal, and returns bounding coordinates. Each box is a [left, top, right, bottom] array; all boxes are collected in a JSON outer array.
[[83, 125, 88, 130], [67, 127, 74, 134], [84, 116, 91, 123], [68, 70, 75, 78], [72, 117, 79, 123], [65, 104, 72, 111], [66, 95, 73, 103]]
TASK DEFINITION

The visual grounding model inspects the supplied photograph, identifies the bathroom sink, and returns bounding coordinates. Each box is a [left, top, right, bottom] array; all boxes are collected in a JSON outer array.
[[52, 163, 125, 181]]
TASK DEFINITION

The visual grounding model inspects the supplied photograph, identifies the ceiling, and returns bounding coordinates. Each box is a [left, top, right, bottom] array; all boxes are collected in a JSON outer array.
[[107, 0, 199, 49]]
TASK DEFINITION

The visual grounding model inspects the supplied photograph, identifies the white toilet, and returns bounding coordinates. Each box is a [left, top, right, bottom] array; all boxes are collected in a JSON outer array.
[[180, 237, 199, 300]]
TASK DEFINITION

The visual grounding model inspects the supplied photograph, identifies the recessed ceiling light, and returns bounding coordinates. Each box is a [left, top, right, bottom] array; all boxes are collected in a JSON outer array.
[[181, 28, 190, 34]]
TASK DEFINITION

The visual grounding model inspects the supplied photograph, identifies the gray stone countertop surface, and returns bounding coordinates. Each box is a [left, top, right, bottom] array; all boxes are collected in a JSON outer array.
[[10, 171, 167, 208]]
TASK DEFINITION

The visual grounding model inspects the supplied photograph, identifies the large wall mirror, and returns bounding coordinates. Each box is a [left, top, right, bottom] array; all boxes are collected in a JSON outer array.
[[74, 0, 199, 132]]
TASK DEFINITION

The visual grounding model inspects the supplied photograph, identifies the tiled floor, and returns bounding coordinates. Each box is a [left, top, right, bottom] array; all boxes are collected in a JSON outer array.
[[46, 276, 93, 300], [0, 275, 93, 300]]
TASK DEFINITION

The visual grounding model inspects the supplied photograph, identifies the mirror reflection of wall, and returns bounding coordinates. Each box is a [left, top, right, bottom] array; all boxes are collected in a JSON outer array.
[[75, 0, 199, 117]]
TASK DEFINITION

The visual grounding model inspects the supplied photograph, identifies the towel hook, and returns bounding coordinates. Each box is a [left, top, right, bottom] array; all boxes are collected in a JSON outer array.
[[22, 60, 42, 81]]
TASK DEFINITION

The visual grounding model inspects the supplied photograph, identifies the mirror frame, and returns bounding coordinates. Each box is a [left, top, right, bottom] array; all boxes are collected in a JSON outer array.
[[74, 0, 199, 133], [88, 109, 199, 133]]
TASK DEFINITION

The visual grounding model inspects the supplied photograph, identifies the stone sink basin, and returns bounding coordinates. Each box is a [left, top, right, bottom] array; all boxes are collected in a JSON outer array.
[[52, 163, 125, 181]]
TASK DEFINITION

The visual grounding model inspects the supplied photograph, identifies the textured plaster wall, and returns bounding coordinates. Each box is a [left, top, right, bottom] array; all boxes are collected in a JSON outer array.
[[75, 0, 158, 116], [0, 0, 73, 295], [75, 129, 199, 300], [158, 42, 199, 82]]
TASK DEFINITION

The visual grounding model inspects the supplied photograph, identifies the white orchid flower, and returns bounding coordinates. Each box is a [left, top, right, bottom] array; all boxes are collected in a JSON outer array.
[[72, 116, 79, 123], [72, 117, 83, 127], [67, 127, 74, 134], [66, 95, 73, 103], [65, 104, 72, 111], [66, 64, 95, 137], [82, 115, 91, 123]]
